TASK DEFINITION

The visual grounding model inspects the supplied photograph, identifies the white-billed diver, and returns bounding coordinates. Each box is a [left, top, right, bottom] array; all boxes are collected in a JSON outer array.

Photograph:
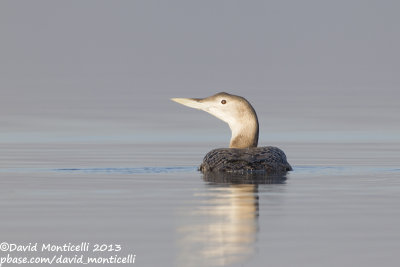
[[171, 92, 292, 173]]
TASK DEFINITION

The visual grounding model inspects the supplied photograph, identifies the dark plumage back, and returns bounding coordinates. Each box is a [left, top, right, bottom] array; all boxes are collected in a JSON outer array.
[[199, 146, 292, 173]]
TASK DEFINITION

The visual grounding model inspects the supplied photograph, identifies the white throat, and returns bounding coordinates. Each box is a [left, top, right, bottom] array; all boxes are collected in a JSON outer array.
[[228, 113, 259, 148]]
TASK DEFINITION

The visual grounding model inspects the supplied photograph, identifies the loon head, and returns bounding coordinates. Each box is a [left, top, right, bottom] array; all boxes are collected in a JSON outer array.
[[171, 92, 259, 148]]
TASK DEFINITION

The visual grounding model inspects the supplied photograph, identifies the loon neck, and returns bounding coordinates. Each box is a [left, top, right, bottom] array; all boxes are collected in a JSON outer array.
[[229, 114, 259, 149]]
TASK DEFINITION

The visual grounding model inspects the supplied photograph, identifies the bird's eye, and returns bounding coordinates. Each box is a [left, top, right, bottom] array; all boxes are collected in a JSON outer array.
[[221, 100, 227, 104]]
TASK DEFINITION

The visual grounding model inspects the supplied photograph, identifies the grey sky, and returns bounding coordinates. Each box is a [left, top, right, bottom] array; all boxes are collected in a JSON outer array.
[[1, 0, 399, 142]]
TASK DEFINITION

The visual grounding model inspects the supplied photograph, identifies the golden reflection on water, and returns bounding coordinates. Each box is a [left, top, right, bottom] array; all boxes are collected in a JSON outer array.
[[177, 184, 258, 266], [177, 173, 286, 266]]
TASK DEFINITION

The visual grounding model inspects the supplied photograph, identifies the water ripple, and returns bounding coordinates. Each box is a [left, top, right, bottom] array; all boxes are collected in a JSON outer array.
[[1, 166, 399, 176], [293, 166, 400, 176], [54, 166, 197, 174]]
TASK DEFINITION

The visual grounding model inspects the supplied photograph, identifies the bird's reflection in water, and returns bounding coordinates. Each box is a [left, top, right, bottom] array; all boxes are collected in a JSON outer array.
[[177, 171, 287, 267]]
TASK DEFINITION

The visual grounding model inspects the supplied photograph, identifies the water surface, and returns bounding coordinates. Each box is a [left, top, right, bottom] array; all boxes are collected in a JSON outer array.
[[1, 142, 399, 267]]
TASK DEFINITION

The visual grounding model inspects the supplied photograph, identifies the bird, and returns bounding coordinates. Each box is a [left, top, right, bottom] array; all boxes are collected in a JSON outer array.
[[171, 92, 292, 174]]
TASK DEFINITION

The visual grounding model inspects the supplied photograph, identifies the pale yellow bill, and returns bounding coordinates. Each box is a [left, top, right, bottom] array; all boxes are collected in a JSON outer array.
[[171, 98, 204, 109]]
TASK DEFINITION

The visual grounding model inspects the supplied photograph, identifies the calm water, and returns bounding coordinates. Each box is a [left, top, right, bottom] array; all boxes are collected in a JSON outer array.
[[0, 141, 399, 267], [2, 1, 400, 266]]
